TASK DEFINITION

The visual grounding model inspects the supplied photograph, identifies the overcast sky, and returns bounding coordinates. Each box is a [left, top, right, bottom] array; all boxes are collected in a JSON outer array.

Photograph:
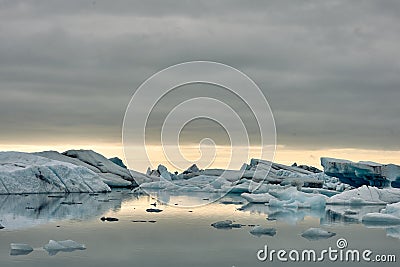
[[1, 0, 399, 155]]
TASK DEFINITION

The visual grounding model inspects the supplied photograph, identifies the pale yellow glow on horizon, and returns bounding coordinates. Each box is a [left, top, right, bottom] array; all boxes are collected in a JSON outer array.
[[1, 143, 400, 173]]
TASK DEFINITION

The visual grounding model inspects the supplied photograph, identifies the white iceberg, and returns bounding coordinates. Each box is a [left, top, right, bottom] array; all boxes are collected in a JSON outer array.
[[44, 240, 86, 256], [10, 243, 34, 256], [327, 185, 400, 205], [301, 227, 336, 240], [0, 152, 111, 194]]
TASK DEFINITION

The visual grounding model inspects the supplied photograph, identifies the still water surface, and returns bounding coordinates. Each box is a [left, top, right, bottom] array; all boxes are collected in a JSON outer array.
[[0, 190, 399, 267]]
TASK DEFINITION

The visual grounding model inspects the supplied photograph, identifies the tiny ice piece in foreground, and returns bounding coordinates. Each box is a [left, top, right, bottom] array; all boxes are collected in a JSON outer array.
[[44, 240, 86, 256], [10, 243, 34, 256]]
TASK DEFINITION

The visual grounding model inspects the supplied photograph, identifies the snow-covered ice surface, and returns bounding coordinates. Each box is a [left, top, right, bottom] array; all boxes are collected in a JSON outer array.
[[321, 157, 400, 188], [0, 152, 111, 194]]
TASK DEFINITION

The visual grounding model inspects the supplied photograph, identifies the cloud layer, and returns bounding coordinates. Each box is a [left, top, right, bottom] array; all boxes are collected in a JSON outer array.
[[0, 0, 399, 151]]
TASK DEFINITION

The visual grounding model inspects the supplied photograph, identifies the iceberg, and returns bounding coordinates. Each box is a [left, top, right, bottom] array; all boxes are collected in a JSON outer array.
[[10, 243, 34, 256], [301, 227, 336, 240], [44, 240, 86, 256], [327, 185, 400, 205], [183, 164, 200, 174], [136, 158, 337, 199], [0, 152, 111, 194], [321, 157, 400, 188], [63, 150, 134, 181], [108, 157, 127, 169]]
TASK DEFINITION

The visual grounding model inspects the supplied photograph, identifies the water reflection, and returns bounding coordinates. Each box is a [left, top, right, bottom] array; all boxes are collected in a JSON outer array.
[[0, 191, 134, 230], [1, 190, 400, 242], [237, 203, 325, 224]]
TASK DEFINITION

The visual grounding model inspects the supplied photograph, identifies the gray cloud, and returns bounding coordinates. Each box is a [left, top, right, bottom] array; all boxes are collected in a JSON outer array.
[[0, 0, 399, 150]]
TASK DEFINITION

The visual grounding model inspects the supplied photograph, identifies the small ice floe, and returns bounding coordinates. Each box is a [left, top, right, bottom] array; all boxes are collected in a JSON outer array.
[[249, 226, 276, 237], [146, 208, 163, 213], [44, 240, 86, 256], [10, 243, 34, 256], [241, 193, 277, 203], [211, 220, 242, 229], [100, 216, 119, 222], [361, 213, 400, 227], [301, 228, 336, 241]]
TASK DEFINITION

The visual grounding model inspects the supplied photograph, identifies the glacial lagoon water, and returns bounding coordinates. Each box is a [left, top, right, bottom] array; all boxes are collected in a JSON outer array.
[[0, 189, 399, 267]]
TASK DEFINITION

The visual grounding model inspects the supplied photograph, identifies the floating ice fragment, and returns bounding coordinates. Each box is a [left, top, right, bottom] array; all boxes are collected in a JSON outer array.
[[301, 228, 336, 240], [43, 240, 86, 256], [211, 220, 242, 229], [10, 243, 34, 256], [249, 226, 276, 237]]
